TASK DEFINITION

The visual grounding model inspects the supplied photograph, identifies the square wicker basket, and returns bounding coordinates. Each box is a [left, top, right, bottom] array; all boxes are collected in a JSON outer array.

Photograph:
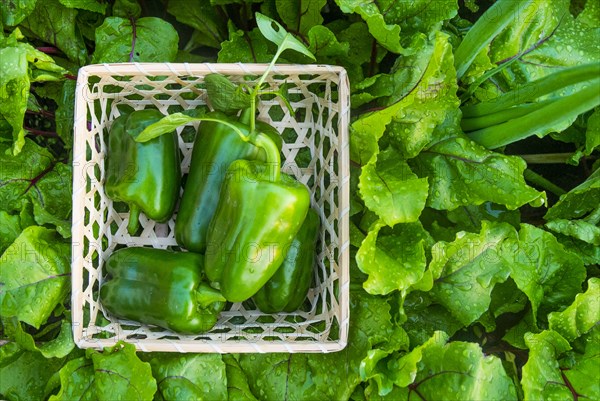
[[71, 63, 350, 353]]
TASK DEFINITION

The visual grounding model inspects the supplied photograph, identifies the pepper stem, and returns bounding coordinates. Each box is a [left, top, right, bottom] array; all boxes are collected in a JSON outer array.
[[249, 45, 285, 135], [127, 204, 141, 235], [196, 283, 226, 308], [238, 108, 253, 126], [252, 132, 281, 182]]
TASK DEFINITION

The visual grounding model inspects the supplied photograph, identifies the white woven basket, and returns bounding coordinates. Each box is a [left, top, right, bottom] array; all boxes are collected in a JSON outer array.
[[71, 63, 350, 353]]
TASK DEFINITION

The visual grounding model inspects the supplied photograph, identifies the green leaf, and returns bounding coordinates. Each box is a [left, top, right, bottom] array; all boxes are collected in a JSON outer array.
[[0, 226, 70, 328], [454, 0, 537, 78], [271, 82, 294, 115], [92, 16, 179, 63], [238, 291, 408, 401], [548, 277, 600, 342], [218, 24, 272, 63], [489, 1, 564, 68], [356, 220, 431, 295], [332, 21, 380, 85], [351, 32, 457, 160], [0, 139, 72, 235], [49, 344, 161, 401], [545, 218, 600, 246], [365, 331, 518, 400], [91, 342, 157, 401], [429, 221, 515, 326], [558, 326, 600, 400], [462, 64, 600, 119], [0, 210, 21, 249], [0, 344, 67, 401], [74, 10, 107, 42], [0, 205, 33, 253], [401, 294, 464, 347], [350, 35, 424, 107], [58, 0, 107, 13], [349, 105, 394, 166], [334, 0, 456, 67], [223, 355, 259, 401], [411, 119, 547, 211], [517, 4, 600, 85], [134, 112, 196, 141], [18, 199, 35, 227], [20, 0, 87, 65], [545, 168, 600, 220], [54, 80, 76, 149], [502, 309, 537, 350], [360, 14, 402, 54], [445, 203, 521, 234], [276, 0, 326, 35], [359, 147, 429, 226], [521, 330, 574, 401], [334, 0, 402, 53], [349, 220, 366, 248], [466, 79, 600, 149], [48, 357, 96, 401], [386, 32, 459, 158], [112, 0, 141, 18], [30, 80, 75, 147], [577, 0, 600, 27], [205, 73, 252, 114], [29, 162, 72, 238], [554, 233, 600, 266], [0, 43, 29, 155], [255, 12, 315, 60], [351, 33, 459, 160], [338, 20, 376, 50], [585, 109, 600, 155], [460, 47, 496, 88], [477, 278, 528, 332], [149, 354, 227, 401], [3, 317, 75, 358], [167, 0, 227, 48], [504, 224, 586, 325], [349, 33, 457, 165], [134, 111, 250, 143], [357, 0, 458, 38], [307, 25, 349, 58], [0, 0, 37, 26]]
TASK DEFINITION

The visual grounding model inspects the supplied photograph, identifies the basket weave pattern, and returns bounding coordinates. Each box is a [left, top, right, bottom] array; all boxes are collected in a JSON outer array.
[[71, 63, 350, 353]]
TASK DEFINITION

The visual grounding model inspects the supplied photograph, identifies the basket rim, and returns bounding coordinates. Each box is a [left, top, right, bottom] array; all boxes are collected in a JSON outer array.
[[75, 337, 348, 353], [71, 62, 351, 353], [77, 62, 348, 78]]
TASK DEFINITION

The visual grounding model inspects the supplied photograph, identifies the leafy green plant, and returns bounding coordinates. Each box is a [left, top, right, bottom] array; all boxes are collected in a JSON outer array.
[[1, 0, 599, 400]]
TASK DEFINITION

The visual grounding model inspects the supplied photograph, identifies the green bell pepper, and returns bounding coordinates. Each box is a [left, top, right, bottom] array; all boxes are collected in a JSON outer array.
[[175, 110, 283, 253], [205, 132, 310, 303], [253, 208, 319, 313], [105, 109, 181, 235], [100, 247, 226, 334]]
